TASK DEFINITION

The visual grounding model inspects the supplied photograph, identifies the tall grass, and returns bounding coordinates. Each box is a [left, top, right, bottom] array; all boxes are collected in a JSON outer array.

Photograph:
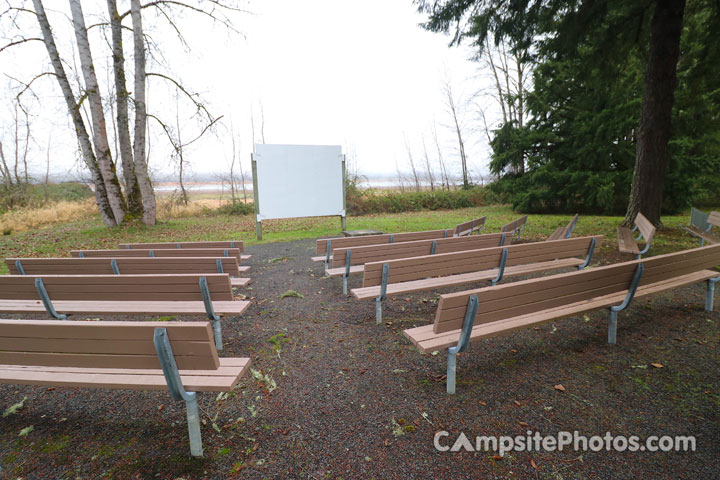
[[0, 199, 97, 235]]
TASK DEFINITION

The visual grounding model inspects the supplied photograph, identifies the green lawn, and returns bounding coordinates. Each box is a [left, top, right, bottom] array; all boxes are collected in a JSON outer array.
[[0, 205, 711, 275]]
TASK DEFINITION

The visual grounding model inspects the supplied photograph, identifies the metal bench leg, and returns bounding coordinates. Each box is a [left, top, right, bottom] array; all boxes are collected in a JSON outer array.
[[376, 263, 389, 324], [706, 278, 719, 311], [607, 264, 644, 344], [199, 277, 223, 351], [446, 295, 479, 394], [154, 328, 204, 457], [491, 248, 508, 286], [324, 240, 332, 270], [34, 278, 67, 320], [342, 250, 352, 295], [185, 393, 203, 457]]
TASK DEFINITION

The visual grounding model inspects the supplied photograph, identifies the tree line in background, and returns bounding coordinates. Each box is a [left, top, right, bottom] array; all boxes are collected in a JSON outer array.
[[420, 0, 720, 225], [1, 1, 246, 226]]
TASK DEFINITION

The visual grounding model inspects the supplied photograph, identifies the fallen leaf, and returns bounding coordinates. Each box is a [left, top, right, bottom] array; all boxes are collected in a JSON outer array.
[[510, 349, 517, 353], [491, 455, 503, 461], [518, 421, 529, 427], [554, 384, 566, 392], [513, 400, 522, 406], [478, 401, 487, 406], [651, 363, 664, 368], [531, 459, 538, 469]]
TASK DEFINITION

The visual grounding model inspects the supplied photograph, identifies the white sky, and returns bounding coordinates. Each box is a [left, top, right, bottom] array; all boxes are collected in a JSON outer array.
[[0, 0, 497, 184]]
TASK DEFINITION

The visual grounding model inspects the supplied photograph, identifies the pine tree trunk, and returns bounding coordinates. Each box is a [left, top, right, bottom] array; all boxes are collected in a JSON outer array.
[[69, 0, 127, 225], [107, 0, 143, 218], [131, 0, 157, 225], [624, 0, 686, 227], [32, 0, 117, 225]]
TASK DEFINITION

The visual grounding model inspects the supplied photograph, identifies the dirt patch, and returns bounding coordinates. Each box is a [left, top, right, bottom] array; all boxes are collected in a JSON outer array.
[[1, 238, 718, 479]]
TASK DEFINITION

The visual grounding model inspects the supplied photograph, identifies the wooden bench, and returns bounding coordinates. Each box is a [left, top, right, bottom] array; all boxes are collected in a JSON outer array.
[[72, 247, 249, 262], [313, 228, 455, 266], [0, 319, 250, 456], [0, 273, 249, 350], [682, 208, 720, 246], [404, 243, 720, 393], [5, 257, 251, 287], [453, 217, 486, 236], [120, 240, 245, 252], [501, 215, 528, 239], [327, 232, 509, 294], [353, 235, 603, 323], [547, 214, 579, 241], [617, 212, 656, 259]]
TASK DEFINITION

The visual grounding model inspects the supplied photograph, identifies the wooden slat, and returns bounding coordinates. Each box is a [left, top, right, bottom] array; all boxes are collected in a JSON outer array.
[[6, 257, 242, 277], [119, 241, 244, 252], [634, 213, 656, 243], [501, 215, 528, 233], [681, 226, 720, 245], [0, 274, 234, 301], [0, 300, 251, 316], [0, 320, 219, 370], [0, 357, 250, 392], [331, 233, 506, 268], [230, 277, 251, 287], [71, 248, 242, 260], [315, 229, 454, 254], [406, 270, 717, 352], [617, 227, 639, 254], [708, 211, 720, 227]]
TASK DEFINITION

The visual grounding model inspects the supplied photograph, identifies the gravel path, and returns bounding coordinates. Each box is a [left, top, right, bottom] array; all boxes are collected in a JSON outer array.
[[1, 238, 718, 479]]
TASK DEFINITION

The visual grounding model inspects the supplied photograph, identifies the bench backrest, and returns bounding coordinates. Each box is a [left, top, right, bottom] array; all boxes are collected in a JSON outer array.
[[709, 211, 720, 228], [331, 232, 508, 269], [690, 207, 710, 230], [0, 319, 219, 370], [0, 273, 234, 301], [547, 214, 579, 241], [71, 248, 242, 260], [316, 229, 455, 255], [454, 217, 486, 237], [363, 235, 602, 287], [5, 257, 240, 276], [433, 243, 720, 334], [501, 215, 528, 234], [119, 241, 244, 252], [634, 212, 656, 243]]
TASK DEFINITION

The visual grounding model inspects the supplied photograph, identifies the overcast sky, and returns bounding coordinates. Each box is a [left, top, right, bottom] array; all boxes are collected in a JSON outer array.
[[0, 0, 496, 184]]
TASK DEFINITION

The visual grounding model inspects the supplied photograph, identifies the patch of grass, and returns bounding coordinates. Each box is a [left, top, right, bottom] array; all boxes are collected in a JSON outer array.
[[150, 315, 178, 322], [279, 290, 304, 299], [36, 434, 71, 453], [268, 256, 294, 264]]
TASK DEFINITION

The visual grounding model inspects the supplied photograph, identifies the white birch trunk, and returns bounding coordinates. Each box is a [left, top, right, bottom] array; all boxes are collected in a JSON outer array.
[[69, 0, 126, 224], [32, 0, 116, 225], [130, 0, 157, 225]]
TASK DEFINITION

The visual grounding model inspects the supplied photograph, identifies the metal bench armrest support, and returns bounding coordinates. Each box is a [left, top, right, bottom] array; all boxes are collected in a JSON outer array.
[[447, 294, 479, 394], [34, 278, 67, 320], [608, 263, 645, 344], [154, 328, 203, 457], [199, 276, 222, 351]]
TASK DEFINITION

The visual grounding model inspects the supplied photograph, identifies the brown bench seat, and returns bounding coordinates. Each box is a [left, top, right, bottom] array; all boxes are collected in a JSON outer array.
[[682, 208, 720, 246], [617, 212, 656, 259], [326, 232, 509, 293], [6, 257, 251, 287], [0, 273, 249, 350], [0, 319, 251, 456], [352, 235, 602, 323], [404, 243, 720, 393]]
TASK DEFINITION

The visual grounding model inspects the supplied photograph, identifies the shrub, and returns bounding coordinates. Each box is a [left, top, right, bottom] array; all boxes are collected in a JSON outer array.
[[346, 186, 496, 215]]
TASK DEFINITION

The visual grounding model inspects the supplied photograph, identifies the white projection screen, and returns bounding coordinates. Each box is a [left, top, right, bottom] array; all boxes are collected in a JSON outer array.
[[251, 144, 346, 239]]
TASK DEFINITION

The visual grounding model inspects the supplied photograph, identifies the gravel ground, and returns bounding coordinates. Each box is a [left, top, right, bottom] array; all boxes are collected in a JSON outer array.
[[1, 238, 719, 479]]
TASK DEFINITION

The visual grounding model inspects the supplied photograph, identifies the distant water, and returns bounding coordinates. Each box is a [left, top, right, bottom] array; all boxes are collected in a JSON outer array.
[[153, 179, 440, 192]]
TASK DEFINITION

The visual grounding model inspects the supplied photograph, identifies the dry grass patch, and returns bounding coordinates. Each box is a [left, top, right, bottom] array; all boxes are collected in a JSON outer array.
[[0, 199, 96, 235]]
